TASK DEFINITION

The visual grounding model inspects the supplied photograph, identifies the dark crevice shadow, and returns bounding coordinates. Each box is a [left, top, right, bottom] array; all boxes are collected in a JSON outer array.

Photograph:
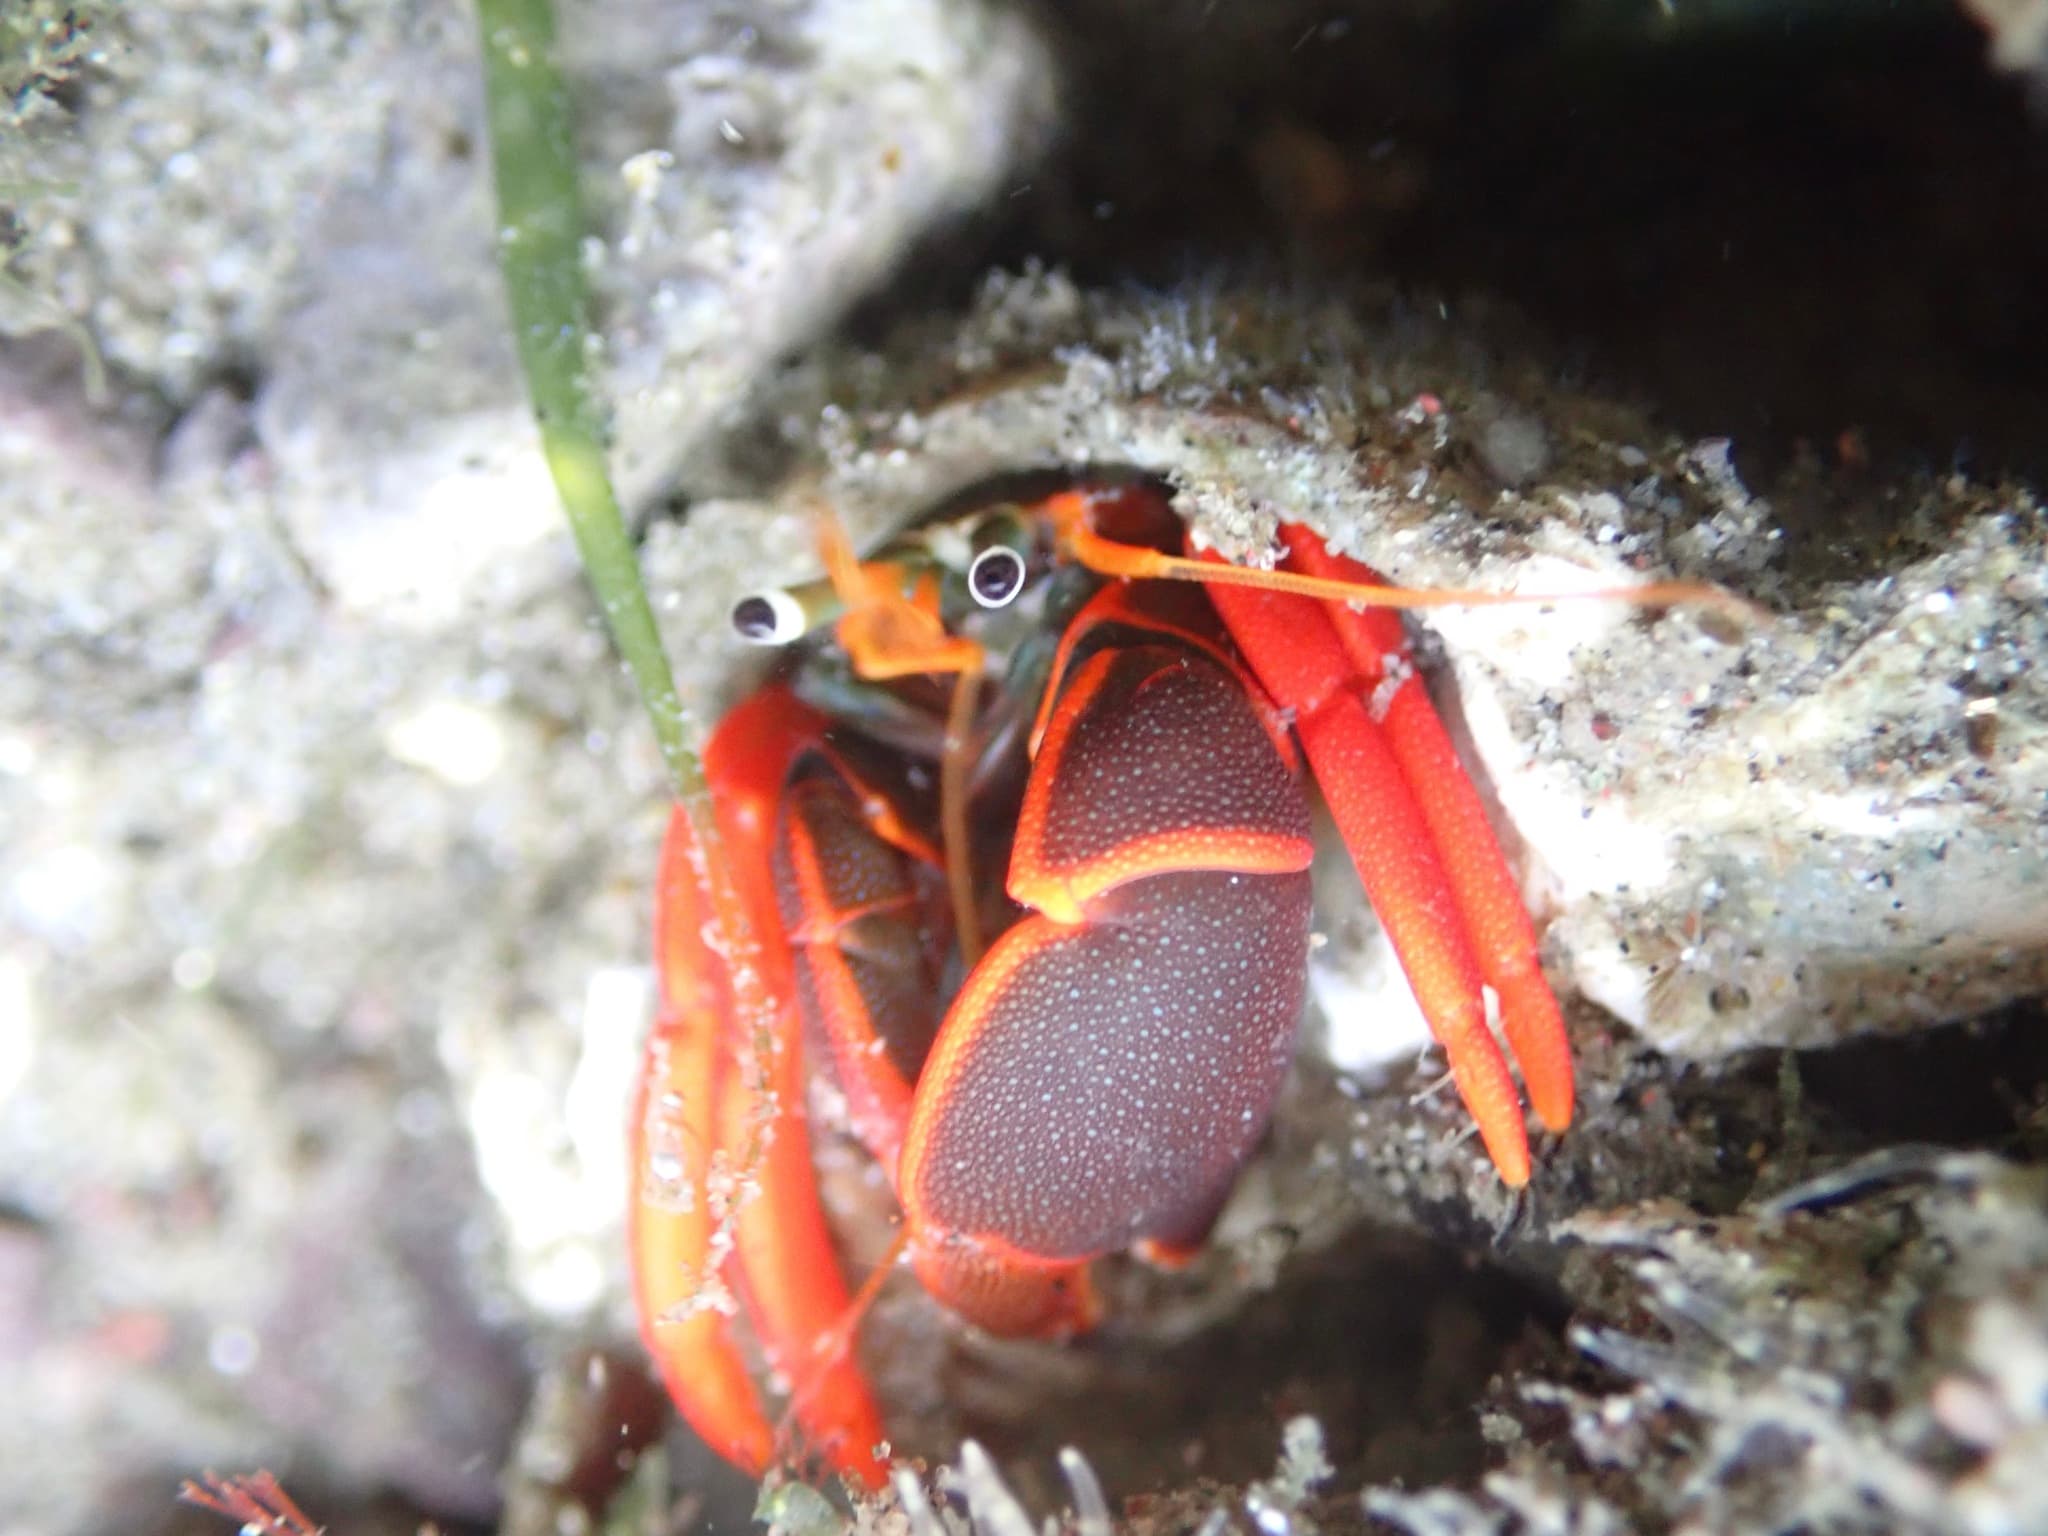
[[955, 1221, 1569, 1499], [840, 0, 2048, 498], [1792, 1001, 2048, 1157]]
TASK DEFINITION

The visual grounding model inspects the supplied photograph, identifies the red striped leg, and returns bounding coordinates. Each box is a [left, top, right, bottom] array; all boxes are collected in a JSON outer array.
[[1275, 525, 1572, 1133], [1201, 559, 1535, 1186]]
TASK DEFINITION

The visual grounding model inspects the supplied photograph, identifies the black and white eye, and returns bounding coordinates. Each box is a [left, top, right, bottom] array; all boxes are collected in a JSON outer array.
[[968, 546, 1027, 609], [730, 589, 808, 645]]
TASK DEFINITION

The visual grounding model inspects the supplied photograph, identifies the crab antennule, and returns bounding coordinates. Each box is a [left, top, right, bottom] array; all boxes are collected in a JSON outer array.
[[821, 516, 983, 680], [940, 657, 987, 965], [1276, 525, 1575, 1131]]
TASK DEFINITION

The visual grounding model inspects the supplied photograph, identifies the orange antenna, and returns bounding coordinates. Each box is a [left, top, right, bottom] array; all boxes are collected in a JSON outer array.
[[1039, 490, 1767, 623]]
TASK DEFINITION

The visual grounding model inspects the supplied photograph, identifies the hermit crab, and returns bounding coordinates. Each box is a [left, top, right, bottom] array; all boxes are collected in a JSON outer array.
[[628, 477, 1732, 1486]]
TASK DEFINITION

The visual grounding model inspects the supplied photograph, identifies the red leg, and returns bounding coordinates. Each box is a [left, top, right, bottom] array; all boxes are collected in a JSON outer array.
[[1198, 552, 1540, 1186], [631, 807, 777, 1475], [1274, 525, 1573, 1133], [629, 688, 889, 1488], [772, 770, 947, 1179]]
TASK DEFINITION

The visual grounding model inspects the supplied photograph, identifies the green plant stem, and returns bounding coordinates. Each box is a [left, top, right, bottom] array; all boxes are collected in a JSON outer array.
[[476, 0, 782, 1221], [476, 0, 705, 802]]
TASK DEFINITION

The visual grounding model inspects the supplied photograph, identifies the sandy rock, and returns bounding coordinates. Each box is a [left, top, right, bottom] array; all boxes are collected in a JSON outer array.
[[645, 270, 2048, 1068], [7, 0, 1054, 625]]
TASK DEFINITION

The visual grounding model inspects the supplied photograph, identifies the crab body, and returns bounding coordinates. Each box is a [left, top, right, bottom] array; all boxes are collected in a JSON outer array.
[[629, 482, 1579, 1486]]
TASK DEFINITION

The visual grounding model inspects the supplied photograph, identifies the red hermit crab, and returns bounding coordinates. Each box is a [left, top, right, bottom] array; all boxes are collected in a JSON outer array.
[[628, 479, 1726, 1486]]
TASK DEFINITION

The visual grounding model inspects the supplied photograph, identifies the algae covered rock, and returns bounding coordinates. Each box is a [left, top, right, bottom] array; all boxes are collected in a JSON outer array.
[[1371, 1150, 2048, 1535]]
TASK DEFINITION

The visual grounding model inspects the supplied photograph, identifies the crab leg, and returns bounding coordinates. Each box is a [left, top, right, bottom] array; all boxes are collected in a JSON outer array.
[[629, 687, 889, 1487], [772, 760, 951, 1179], [1273, 525, 1574, 1133], [631, 816, 775, 1473], [1197, 546, 1546, 1186]]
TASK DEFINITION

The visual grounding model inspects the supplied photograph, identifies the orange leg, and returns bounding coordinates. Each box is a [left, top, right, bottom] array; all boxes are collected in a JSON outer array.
[[628, 688, 889, 1488], [1199, 565, 1538, 1184], [1274, 524, 1573, 1133], [631, 806, 777, 1474]]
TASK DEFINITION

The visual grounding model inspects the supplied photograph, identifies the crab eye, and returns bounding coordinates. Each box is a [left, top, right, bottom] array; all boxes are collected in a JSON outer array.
[[968, 546, 1027, 609], [731, 589, 808, 645]]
